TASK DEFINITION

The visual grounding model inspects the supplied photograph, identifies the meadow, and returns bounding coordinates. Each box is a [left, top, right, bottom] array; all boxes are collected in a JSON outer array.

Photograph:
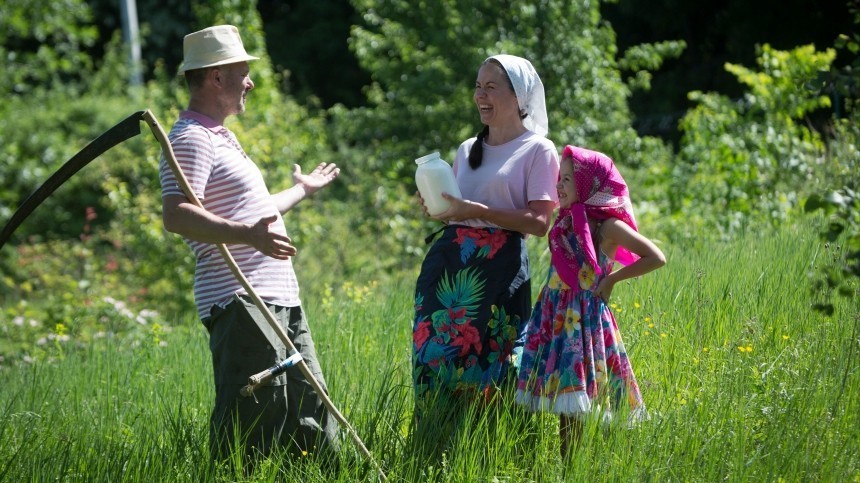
[[0, 218, 857, 482]]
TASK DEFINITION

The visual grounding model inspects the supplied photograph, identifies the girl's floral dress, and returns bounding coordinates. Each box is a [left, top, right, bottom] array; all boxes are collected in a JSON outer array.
[[515, 240, 646, 422]]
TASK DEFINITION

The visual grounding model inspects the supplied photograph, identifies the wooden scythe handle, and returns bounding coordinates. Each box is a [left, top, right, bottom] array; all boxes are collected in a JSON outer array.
[[142, 109, 386, 481]]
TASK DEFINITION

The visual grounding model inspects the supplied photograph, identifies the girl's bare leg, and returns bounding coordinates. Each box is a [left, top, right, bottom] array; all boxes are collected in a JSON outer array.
[[559, 415, 583, 460]]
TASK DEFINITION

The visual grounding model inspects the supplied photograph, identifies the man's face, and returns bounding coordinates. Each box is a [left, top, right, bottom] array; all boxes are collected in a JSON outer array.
[[220, 62, 254, 115]]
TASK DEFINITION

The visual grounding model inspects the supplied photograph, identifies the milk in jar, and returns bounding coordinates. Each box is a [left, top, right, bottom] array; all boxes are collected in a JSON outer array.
[[415, 152, 462, 216]]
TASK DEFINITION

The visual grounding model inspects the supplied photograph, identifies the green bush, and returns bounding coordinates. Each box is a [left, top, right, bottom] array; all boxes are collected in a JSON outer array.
[[344, 0, 675, 180], [2, 1, 855, 366], [0, 0, 97, 97], [673, 44, 835, 237]]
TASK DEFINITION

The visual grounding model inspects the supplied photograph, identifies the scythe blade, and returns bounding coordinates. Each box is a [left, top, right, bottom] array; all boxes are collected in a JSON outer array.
[[0, 110, 147, 250]]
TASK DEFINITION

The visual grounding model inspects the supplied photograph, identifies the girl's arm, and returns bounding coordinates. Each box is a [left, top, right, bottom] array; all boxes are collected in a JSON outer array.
[[594, 218, 666, 301]]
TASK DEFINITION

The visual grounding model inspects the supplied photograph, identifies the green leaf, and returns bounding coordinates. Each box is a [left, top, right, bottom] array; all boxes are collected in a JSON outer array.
[[804, 194, 829, 213]]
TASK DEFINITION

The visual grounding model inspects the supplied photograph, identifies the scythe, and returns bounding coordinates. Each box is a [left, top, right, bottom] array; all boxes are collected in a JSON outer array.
[[0, 110, 146, 249], [0, 110, 387, 481]]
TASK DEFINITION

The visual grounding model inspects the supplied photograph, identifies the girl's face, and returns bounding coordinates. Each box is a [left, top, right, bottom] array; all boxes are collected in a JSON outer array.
[[557, 160, 578, 209], [473, 62, 521, 128]]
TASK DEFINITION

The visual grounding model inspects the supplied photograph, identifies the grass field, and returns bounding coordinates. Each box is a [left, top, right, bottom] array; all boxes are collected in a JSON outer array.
[[1, 220, 857, 482]]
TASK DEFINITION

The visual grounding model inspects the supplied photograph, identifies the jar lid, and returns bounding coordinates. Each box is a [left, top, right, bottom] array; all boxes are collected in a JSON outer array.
[[415, 151, 441, 164]]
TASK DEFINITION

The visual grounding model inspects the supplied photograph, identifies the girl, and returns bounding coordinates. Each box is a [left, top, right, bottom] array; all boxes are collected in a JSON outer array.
[[515, 145, 666, 458]]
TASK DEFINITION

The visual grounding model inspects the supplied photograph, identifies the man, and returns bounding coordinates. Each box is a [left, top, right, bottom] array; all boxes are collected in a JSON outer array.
[[158, 24, 339, 464]]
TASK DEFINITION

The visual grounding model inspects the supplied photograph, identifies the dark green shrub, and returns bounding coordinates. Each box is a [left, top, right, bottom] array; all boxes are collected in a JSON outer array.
[[672, 44, 836, 237]]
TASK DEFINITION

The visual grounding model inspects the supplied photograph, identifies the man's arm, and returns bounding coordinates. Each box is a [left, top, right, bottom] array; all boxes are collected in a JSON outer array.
[[272, 162, 340, 213], [162, 195, 296, 260]]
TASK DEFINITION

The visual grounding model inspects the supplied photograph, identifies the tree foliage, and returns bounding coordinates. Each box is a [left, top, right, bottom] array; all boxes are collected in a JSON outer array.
[[603, 0, 854, 141], [0, 0, 857, 344], [257, 0, 370, 108], [802, 4, 860, 314], [0, 0, 98, 96], [805, 188, 860, 315], [342, 0, 675, 179], [673, 44, 836, 235]]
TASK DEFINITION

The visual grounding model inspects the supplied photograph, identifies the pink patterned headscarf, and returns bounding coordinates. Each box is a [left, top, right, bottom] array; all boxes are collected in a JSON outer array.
[[549, 145, 639, 290]]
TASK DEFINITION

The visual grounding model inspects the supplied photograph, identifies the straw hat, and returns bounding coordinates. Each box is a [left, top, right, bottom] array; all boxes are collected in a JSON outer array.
[[178, 25, 259, 74]]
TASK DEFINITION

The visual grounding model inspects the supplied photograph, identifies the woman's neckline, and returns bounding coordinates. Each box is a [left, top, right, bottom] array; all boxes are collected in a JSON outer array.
[[482, 129, 532, 147]]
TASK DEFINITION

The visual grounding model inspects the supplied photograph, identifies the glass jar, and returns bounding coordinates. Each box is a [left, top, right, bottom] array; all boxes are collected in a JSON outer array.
[[415, 152, 462, 216]]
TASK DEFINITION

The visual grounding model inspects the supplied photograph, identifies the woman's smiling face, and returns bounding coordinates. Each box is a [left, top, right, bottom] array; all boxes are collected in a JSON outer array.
[[557, 159, 578, 209], [473, 61, 520, 128]]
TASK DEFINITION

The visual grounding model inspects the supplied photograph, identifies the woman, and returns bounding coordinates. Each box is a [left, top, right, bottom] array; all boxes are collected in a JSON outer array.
[[412, 54, 559, 413]]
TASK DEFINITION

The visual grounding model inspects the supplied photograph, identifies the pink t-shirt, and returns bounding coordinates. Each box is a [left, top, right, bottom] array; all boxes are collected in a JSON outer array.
[[453, 130, 559, 228], [159, 111, 300, 319]]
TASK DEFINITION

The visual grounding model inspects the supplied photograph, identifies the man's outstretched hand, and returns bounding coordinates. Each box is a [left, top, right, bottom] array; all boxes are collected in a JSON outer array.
[[293, 162, 340, 195]]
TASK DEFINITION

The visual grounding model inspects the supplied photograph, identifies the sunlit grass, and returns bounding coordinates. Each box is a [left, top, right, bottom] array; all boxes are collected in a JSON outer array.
[[0, 220, 857, 481]]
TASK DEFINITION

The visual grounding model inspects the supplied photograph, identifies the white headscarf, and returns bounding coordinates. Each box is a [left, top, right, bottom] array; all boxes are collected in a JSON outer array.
[[487, 54, 549, 136]]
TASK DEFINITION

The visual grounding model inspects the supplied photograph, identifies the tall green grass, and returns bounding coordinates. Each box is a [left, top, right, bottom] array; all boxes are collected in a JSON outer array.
[[1, 220, 857, 481]]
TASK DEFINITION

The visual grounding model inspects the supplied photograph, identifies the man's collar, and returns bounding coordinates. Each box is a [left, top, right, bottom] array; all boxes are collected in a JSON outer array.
[[180, 110, 226, 132]]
